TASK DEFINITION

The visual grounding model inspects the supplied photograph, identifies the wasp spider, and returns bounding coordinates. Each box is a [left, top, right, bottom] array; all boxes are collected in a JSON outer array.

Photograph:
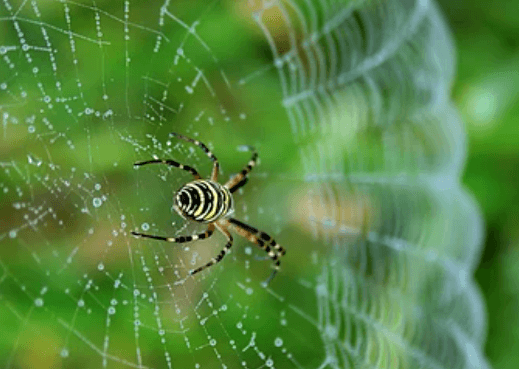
[[131, 133, 286, 285]]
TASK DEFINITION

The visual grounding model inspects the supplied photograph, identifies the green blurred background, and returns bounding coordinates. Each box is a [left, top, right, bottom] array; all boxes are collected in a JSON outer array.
[[438, 0, 519, 367], [0, 0, 518, 367]]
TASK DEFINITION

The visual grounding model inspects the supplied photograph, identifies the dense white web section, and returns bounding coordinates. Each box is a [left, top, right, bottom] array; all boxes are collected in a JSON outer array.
[[0, 0, 490, 368]]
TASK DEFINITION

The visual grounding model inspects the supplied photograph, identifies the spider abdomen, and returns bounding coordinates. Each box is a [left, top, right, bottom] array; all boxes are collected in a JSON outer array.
[[175, 180, 233, 223]]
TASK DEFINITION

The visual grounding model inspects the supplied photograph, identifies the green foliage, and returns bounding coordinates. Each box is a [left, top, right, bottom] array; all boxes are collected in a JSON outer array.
[[438, 0, 519, 367]]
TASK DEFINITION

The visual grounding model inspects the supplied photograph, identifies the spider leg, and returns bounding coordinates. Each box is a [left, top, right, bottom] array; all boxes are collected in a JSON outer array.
[[170, 133, 220, 181], [224, 146, 258, 193], [224, 218, 285, 285], [131, 223, 214, 243], [227, 218, 286, 256], [228, 176, 248, 194], [133, 159, 201, 179], [190, 222, 233, 276]]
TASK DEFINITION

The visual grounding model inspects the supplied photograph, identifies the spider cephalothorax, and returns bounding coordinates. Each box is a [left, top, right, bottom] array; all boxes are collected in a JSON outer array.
[[131, 133, 285, 285]]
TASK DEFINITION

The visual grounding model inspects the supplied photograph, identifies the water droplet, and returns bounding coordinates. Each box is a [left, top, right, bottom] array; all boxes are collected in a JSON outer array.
[[237, 145, 251, 152], [274, 337, 283, 347], [27, 154, 42, 167], [324, 325, 337, 338], [316, 284, 327, 296], [93, 198, 102, 207], [34, 298, 44, 307]]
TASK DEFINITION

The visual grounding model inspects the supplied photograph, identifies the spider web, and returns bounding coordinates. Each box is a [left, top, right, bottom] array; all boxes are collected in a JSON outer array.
[[0, 0, 491, 368]]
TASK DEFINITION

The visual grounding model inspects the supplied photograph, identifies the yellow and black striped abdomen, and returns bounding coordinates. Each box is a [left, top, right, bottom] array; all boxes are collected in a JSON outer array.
[[175, 180, 233, 223]]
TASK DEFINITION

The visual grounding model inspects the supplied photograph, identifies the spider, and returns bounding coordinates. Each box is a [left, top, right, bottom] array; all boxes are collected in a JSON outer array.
[[131, 133, 286, 285]]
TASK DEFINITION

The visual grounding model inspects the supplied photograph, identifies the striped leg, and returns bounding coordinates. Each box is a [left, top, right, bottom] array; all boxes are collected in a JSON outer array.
[[170, 133, 220, 181], [227, 218, 286, 256], [190, 222, 233, 276], [224, 146, 258, 193], [229, 177, 249, 194], [131, 223, 214, 243], [133, 159, 201, 179], [224, 218, 285, 285]]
